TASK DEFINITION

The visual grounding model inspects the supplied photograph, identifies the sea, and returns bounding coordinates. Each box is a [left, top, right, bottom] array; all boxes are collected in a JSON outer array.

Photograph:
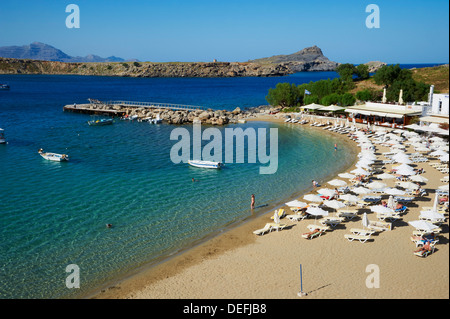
[[0, 64, 442, 298]]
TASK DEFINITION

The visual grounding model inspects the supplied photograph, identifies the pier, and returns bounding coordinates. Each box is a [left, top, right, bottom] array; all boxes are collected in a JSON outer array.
[[63, 99, 208, 116]]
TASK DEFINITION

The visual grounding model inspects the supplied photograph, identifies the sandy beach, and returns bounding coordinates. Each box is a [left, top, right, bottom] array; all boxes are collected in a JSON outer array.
[[92, 114, 449, 299]]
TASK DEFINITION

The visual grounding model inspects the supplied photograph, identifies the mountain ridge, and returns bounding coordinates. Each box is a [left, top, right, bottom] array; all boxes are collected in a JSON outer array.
[[0, 42, 138, 63]]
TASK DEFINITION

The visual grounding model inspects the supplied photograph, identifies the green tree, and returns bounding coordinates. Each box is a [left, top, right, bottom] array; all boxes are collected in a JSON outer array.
[[304, 95, 320, 105], [321, 93, 341, 106], [340, 93, 356, 106], [355, 64, 370, 80], [336, 63, 356, 82], [373, 64, 402, 87], [356, 89, 375, 101], [266, 83, 302, 107]]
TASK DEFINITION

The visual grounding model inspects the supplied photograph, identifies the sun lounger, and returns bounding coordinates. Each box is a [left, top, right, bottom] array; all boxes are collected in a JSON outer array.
[[350, 228, 376, 236], [336, 210, 358, 220], [286, 214, 306, 222], [377, 212, 402, 222], [270, 208, 285, 220], [368, 220, 391, 231], [319, 217, 344, 227], [413, 243, 436, 257], [302, 229, 325, 240], [306, 224, 330, 232], [253, 223, 272, 236], [344, 234, 372, 243], [268, 222, 287, 232]]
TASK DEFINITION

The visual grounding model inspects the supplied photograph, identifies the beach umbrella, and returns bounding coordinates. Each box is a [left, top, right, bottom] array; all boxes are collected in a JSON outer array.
[[419, 210, 445, 222], [338, 173, 356, 179], [410, 175, 429, 183], [415, 146, 430, 153], [367, 181, 387, 189], [339, 194, 359, 203], [303, 194, 323, 202], [356, 162, 372, 169], [351, 167, 369, 175], [432, 192, 439, 212], [395, 163, 414, 171], [352, 186, 371, 195], [387, 195, 396, 209], [370, 205, 394, 214], [383, 188, 406, 196], [395, 167, 416, 176], [408, 220, 439, 232], [327, 179, 347, 187], [398, 181, 419, 190], [438, 184, 449, 191], [377, 173, 395, 180], [323, 200, 346, 210], [317, 188, 336, 198], [439, 154, 449, 162], [430, 136, 444, 142], [306, 206, 329, 217], [430, 149, 448, 157], [362, 212, 369, 229], [273, 211, 281, 224], [285, 200, 308, 208]]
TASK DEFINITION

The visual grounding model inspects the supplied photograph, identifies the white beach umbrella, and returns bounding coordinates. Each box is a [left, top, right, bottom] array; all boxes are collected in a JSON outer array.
[[352, 186, 371, 195], [430, 149, 448, 157], [387, 195, 396, 209], [432, 192, 439, 212], [328, 179, 347, 187], [303, 194, 323, 202], [317, 188, 336, 198], [367, 181, 387, 189], [285, 200, 308, 208], [439, 154, 449, 162], [410, 175, 429, 183], [306, 206, 329, 217], [370, 205, 394, 214], [395, 167, 416, 176], [419, 210, 445, 221], [415, 146, 431, 153], [438, 184, 449, 191], [430, 136, 444, 142], [362, 212, 369, 229], [398, 181, 419, 190], [396, 163, 414, 171], [323, 200, 346, 210], [273, 211, 281, 224], [339, 194, 359, 203], [383, 188, 406, 196], [339, 173, 356, 179], [408, 220, 439, 232], [377, 173, 395, 180], [351, 167, 369, 175]]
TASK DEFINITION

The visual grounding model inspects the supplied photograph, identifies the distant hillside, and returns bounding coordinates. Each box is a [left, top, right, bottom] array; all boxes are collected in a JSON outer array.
[[0, 42, 138, 63], [411, 64, 449, 93], [248, 46, 339, 72]]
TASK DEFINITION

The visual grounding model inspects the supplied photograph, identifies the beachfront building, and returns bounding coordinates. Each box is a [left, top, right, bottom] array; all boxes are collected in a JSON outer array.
[[344, 102, 423, 129], [420, 91, 449, 126]]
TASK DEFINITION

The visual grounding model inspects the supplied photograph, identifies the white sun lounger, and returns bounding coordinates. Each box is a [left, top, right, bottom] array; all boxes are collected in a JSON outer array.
[[253, 223, 272, 236], [344, 234, 372, 243]]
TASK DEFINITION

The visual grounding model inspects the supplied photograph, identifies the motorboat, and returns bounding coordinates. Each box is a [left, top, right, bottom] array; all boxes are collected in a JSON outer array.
[[0, 128, 6, 144], [38, 149, 69, 162], [0, 84, 10, 90], [188, 160, 222, 169], [150, 114, 162, 124], [87, 118, 114, 126]]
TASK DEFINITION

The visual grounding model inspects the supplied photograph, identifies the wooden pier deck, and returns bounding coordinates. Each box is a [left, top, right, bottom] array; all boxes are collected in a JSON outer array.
[[63, 100, 208, 116]]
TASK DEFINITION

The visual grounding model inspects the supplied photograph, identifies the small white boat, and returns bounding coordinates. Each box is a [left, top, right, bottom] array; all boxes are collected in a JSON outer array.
[[188, 160, 222, 169], [38, 149, 69, 162], [0, 128, 6, 144]]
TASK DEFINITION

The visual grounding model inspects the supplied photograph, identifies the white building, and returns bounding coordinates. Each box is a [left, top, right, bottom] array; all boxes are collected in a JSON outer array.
[[420, 85, 449, 126]]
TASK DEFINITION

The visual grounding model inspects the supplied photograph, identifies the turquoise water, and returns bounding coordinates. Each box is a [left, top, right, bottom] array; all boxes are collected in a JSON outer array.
[[0, 74, 356, 298]]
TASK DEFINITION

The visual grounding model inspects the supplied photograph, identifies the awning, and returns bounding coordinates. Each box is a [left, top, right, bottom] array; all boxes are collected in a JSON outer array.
[[419, 116, 449, 124], [345, 109, 404, 118]]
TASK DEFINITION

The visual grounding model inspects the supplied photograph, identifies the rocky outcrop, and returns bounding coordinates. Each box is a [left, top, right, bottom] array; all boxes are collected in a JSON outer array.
[[248, 45, 339, 72], [364, 61, 387, 73], [0, 58, 292, 77]]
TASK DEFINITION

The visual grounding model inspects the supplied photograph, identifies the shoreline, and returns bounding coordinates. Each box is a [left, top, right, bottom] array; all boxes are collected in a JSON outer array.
[[87, 114, 362, 299]]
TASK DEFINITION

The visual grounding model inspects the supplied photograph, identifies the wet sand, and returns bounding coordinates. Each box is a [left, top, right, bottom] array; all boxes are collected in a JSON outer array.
[[91, 114, 449, 299]]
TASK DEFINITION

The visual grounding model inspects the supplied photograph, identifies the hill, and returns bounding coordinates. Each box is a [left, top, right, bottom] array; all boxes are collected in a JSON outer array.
[[0, 42, 137, 63], [411, 64, 449, 93], [248, 46, 339, 72]]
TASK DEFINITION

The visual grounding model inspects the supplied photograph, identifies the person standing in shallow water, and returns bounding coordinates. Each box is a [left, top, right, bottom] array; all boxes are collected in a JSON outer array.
[[251, 194, 255, 209], [334, 143, 337, 151]]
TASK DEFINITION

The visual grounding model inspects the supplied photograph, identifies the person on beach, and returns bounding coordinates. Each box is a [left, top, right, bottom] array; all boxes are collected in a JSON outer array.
[[312, 180, 319, 188], [334, 143, 337, 151], [251, 194, 255, 209]]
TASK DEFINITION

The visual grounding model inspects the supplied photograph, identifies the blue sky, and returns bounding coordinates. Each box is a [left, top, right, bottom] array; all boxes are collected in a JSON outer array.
[[0, 0, 448, 63]]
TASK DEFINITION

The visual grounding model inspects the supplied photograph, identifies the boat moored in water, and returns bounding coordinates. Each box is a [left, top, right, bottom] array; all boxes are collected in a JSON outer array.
[[0, 84, 10, 90], [87, 118, 114, 126], [0, 128, 6, 144], [188, 160, 222, 169], [38, 149, 69, 162]]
